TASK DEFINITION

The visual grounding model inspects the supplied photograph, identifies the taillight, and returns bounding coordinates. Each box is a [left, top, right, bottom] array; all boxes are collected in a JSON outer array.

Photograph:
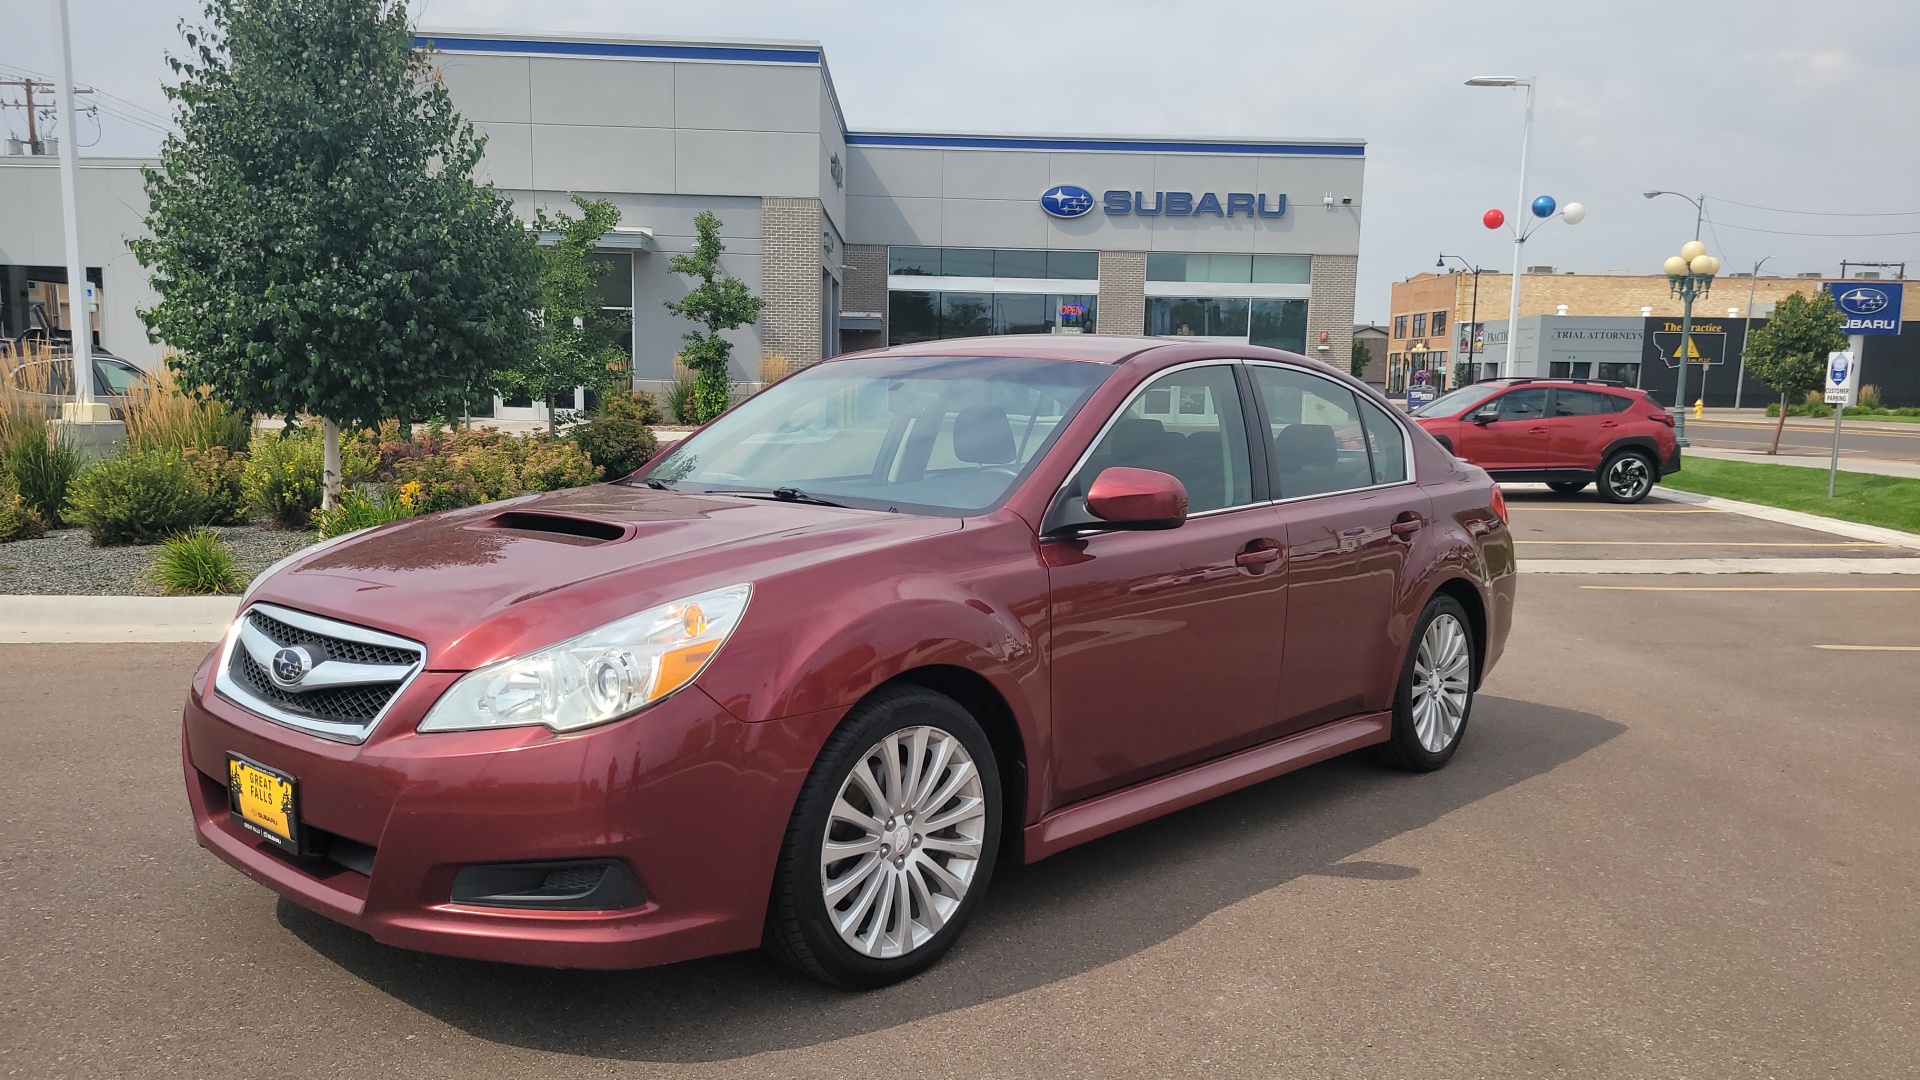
[[1490, 485, 1509, 525], [1646, 409, 1675, 427]]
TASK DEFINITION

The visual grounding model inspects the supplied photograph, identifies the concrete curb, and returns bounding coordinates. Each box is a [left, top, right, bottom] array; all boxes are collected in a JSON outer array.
[[1524, 557, 1920, 575], [1652, 489, 1920, 549], [0, 595, 238, 643]]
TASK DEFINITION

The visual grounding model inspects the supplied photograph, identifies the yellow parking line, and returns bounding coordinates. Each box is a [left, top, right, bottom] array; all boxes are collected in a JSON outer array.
[[1518, 541, 1887, 547], [1581, 586, 1920, 592], [1813, 644, 1920, 652]]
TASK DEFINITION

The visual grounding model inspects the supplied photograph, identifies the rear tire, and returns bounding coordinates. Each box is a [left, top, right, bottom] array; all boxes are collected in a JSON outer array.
[[1546, 480, 1588, 495], [1598, 450, 1655, 503], [1375, 594, 1476, 772], [763, 686, 1001, 989]]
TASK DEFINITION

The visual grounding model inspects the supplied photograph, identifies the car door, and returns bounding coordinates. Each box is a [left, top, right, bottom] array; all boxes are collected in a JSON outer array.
[[1546, 388, 1628, 470], [1252, 363, 1433, 735], [1043, 361, 1287, 805], [1453, 386, 1551, 472]]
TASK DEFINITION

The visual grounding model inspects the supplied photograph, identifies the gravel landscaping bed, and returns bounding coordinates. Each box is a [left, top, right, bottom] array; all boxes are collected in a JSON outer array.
[[0, 525, 315, 596]]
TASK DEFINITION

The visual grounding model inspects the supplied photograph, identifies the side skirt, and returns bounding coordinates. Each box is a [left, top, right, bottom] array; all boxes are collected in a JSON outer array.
[[1021, 712, 1391, 863]]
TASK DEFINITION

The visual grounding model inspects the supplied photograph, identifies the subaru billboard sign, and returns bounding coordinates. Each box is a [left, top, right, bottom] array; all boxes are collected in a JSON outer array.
[[1039, 185, 1096, 219], [1043, 186, 1288, 220], [1824, 282, 1903, 335]]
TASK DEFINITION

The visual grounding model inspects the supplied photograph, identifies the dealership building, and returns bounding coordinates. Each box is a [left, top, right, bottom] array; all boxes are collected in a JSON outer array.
[[0, 28, 1366, 418]]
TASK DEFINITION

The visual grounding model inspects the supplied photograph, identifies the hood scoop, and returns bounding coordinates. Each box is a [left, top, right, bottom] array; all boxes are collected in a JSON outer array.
[[472, 510, 631, 545]]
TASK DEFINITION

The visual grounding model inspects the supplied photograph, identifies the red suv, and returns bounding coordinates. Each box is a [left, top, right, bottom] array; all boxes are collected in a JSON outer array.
[[1410, 379, 1680, 503], [181, 338, 1514, 988]]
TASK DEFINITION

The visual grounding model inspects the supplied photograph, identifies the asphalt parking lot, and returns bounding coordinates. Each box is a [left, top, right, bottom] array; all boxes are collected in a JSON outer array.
[[4, 491, 1918, 1079]]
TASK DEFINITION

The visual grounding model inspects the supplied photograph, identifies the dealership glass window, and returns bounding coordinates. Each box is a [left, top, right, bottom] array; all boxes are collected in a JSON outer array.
[[888, 291, 1097, 344], [1146, 253, 1311, 283], [1431, 310, 1447, 336], [1146, 297, 1249, 337], [1249, 299, 1308, 352], [1393, 315, 1408, 339], [888, 247, 1098, 280]]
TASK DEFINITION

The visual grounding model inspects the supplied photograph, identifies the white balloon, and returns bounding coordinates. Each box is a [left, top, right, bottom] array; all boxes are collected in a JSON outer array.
[[1560, 202, 1586, 225]]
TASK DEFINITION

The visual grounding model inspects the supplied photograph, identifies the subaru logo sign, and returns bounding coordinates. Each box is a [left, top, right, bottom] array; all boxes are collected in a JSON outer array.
[[1837, 287, 1890, 316], [269, 645, 316, 689], [1040, 185, 1096, 219]]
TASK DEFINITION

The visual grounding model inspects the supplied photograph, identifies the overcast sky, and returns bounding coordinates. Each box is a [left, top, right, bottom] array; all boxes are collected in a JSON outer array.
[[6, 0, 1919, 320]]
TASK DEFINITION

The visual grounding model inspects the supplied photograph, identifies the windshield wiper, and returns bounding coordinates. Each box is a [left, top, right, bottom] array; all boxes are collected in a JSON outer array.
[[702, 486, 851, 509], [641, 478, 675, 490]]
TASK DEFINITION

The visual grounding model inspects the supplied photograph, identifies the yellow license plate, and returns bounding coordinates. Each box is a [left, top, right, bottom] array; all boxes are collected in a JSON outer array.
[[227, 754, 301, 854]]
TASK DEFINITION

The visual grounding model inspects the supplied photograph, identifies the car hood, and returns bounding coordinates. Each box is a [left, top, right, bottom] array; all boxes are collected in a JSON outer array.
[[247, 484, 960, 670]]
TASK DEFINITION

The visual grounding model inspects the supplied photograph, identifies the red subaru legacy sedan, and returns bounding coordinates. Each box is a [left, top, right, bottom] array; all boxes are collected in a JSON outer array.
[[182, 336, 1516, 989]]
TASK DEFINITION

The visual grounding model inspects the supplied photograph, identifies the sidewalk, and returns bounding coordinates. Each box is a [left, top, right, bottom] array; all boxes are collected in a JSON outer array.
[[1683, 445, 1920, 480], [1695, 407, 1920, 432]]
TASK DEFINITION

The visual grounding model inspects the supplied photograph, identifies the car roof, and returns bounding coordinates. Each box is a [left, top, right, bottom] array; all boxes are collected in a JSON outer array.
[[848, 334, 1338, 368], [1478, 378, 1642, 393]]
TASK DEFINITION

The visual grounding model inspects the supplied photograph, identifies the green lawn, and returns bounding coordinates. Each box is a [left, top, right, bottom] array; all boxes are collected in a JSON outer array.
[[1659, 457, 1920, 533]]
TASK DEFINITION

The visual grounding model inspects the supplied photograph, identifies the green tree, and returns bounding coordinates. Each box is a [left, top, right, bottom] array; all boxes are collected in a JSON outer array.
[[1743, 290, 1846, 454], [1350, 337, 1372, 380], [663, 212, 764, 422], [494, 195, 628, 434], [133, 0, 539, 507]]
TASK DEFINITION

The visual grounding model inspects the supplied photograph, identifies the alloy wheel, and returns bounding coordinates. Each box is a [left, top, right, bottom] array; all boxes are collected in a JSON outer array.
[[820, 725, 987, 959], [1410, 613, 1472, 754], [1607, 455, 1651, 500]]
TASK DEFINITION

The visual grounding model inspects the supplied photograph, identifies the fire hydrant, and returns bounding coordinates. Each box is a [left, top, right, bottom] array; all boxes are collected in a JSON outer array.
[[1693, 398, 1705, 419]]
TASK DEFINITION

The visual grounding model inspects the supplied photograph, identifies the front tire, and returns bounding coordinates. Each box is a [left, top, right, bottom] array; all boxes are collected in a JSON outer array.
[[1375, 594, 1476, 772], [763, 686, 1001, 989], [1598, 450, 1655, 503]]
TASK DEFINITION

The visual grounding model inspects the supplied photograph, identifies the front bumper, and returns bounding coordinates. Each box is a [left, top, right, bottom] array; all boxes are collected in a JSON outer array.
[[181, 652, 841, 970]]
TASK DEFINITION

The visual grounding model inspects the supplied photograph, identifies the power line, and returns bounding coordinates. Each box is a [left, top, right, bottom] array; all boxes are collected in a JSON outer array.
[[1709, 220, 1920, 238], [1713, 195, 1920, 218]]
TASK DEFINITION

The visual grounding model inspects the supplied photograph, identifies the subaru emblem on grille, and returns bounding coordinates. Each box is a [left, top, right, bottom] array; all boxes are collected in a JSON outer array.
[[270, 645, 316, 688]]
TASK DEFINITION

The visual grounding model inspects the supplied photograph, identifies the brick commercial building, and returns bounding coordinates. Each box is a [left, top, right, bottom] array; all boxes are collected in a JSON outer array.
[[1384, 267, 1831, 394], [0, 28, 1367, 421]]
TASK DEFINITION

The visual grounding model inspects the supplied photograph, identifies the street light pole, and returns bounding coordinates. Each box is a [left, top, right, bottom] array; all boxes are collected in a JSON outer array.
[[1733, 255, 1775, 410], [1662, 243, 1720, 447], [1467, 76, 1536, 378], [1438, 254, 1483, 385], [50, 0, 95, 413]]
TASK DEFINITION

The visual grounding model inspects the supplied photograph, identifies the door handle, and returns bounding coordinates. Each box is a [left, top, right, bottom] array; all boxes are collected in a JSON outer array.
[[1527, 425, 1548, 435], [1235, 547, 1283, 567], [1390, 511, 1425, 537]]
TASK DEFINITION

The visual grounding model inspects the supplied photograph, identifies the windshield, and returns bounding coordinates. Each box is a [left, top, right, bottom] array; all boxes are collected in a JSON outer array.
[[1412, 383, 1502, 417], [636, 354, 1112, 515]]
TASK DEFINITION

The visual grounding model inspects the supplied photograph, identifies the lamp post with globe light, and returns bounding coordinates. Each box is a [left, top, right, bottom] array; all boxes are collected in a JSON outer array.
[[1663, 241, 1720, 446], [1438, 254, 1485, 385]]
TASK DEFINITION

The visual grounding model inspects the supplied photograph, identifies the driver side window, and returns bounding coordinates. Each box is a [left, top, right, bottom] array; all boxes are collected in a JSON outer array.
[[1070, 365, 1253, 514]]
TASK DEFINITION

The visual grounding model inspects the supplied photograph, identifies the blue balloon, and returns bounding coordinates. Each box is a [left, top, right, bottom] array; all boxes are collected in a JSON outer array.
[[1531, 195, 1557, 218]]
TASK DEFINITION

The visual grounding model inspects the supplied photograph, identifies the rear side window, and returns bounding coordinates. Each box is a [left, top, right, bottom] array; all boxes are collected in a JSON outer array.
[[1252, 365, 1377, 498], [1553, 389, 1629, 416], [1357, 397, 1409, 484], [1496, 388, 1549, 421]]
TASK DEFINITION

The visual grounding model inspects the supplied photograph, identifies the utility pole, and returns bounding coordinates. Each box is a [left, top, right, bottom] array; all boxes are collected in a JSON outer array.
[[0, 76, 55, 153], [1732, 256, 1775, 410]]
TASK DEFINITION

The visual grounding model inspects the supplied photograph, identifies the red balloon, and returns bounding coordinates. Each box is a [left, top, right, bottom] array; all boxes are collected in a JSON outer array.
[[1483, 208, 1506, 230]]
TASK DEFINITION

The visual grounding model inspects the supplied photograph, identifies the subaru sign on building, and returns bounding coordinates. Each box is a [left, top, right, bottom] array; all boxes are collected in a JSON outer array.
[[1826, 282, 1904, 335]]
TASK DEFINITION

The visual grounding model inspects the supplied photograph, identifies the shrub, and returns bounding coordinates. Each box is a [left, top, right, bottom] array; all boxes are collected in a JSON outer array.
[[244, 425, 373, 529], [125, 365, 252, 453], [664, 371, 701, 424], [185, 446, 250, 525], [145, 527, 248, 595], [1856, 384, 1882, 410], [64, 448, 222, 545], [0, 413, 82, 528], [569, 391, 660, 479], [390, 428, 600, 512], [312, 484, 419, 539], [0, 476, 45, 542]]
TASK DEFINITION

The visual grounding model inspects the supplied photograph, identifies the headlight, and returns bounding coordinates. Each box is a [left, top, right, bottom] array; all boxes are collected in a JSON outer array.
[[417, 583, 752, 734]]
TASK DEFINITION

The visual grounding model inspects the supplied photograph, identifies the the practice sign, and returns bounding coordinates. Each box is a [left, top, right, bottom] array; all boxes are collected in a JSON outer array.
[[1824, 282, 1903, 335]]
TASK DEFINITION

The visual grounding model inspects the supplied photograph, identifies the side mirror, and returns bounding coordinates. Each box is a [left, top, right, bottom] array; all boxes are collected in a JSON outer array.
[[1470, 405, 1501, 424], [1085, 467, 1188, 530]]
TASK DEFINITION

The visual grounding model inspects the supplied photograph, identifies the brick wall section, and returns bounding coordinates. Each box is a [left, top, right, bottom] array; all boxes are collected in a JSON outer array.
[[760, 197, 823, 368], [840, 242, 889, 352], [1307, 255, 1357, 366], [1388, 270, 1828, 358], [1096, 250, 1145, 335]]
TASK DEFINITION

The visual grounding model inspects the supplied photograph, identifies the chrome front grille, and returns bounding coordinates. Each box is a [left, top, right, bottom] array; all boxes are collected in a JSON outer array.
[[214, 603, 426, 743]]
